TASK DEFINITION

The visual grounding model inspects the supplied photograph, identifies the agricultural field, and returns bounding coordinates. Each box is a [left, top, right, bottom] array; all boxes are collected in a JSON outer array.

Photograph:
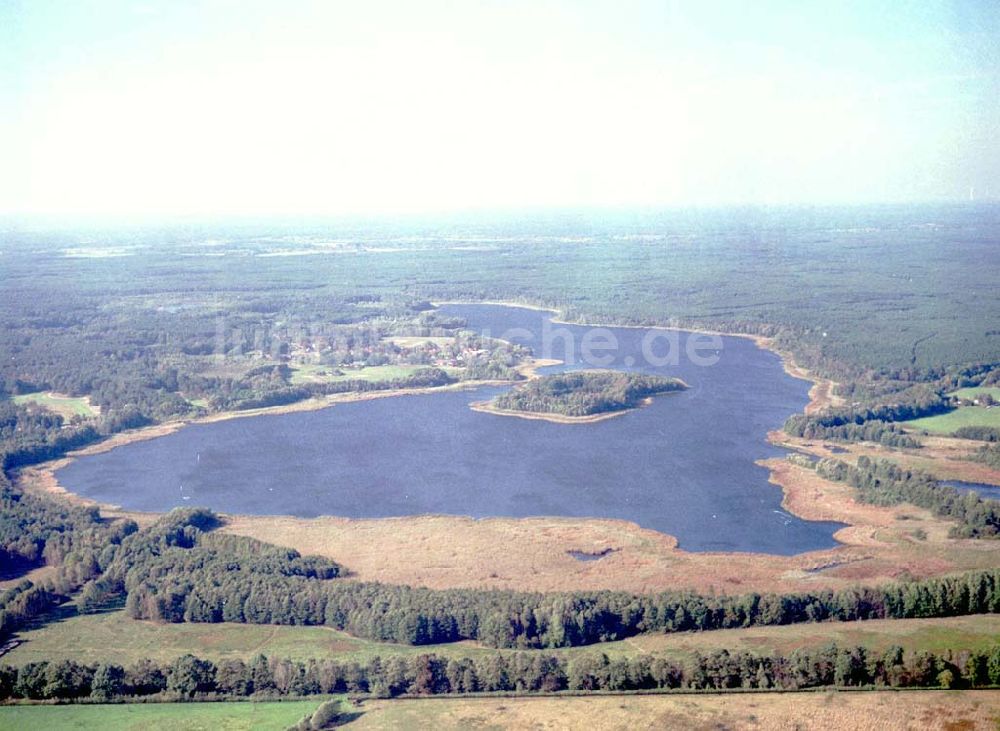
[[288, 363, 447, 385], [903, 407, 1000, 435], [0, 700, 326, 731], [7, 608, 1000, 669], [350, 691, 1000, 730], [10, 392, 98, 419], [3, 692, 1000, 730]]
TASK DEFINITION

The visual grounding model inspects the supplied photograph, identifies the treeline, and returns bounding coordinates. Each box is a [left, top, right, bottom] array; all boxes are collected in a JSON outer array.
[[815, 456, 1000, 538], [493, 371, 686, 417], [2, 643, 999, 702], [955, 426, 1000, 443], [936, 363, 1000, 394], [784, 417, 919, 448], [0, 479, 138, 568], [94, 508, 341, 623], [968, 444, 1000, 471], [100, 509, 1000, 650], [784, 385, 948, 446], [0, 477, 137, 638]]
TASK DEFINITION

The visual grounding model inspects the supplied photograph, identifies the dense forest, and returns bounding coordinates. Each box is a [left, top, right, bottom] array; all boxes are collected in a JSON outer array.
[[2, 642, 998, 702], [491, 371, 686, 417], [0, 472, 137, 638]]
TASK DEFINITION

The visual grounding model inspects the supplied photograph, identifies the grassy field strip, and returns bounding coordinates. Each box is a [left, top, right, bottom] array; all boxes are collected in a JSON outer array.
[[0, 691, 1000, 731], [384, 336, 455, 348], [0, 700, 324, 731], [903, 406, 1000, 434], [11, 392, 98, 418], [4, 610, 488, 666], [2, 691, 1000, 731], [288, 363, 458, 385], [949, 387, 1000, 401], [7, 611, 1000, 667]]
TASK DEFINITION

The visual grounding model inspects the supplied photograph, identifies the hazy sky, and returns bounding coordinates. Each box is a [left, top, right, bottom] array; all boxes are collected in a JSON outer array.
[[2, 0, 999, 216]]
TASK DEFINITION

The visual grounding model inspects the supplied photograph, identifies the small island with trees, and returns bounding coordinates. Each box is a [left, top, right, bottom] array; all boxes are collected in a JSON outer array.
[[472, 370, 688, 423]]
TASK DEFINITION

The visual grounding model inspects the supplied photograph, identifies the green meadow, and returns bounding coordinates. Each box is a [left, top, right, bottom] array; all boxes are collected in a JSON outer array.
[[903, 406, 1000, 434], [0, 700, 325, 731], [11, 392, 97, 419]]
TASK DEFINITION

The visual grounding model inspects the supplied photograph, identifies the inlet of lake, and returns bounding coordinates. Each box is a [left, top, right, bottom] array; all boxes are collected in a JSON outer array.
[[55, 304, 846, 554]]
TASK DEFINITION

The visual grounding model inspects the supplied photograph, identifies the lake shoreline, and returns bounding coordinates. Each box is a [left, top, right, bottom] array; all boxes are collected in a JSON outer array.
[[12, 360, 562, 518], [468, 398, 650, 424], [11, 301, 884, 591], [32, 302, 831, 484], [20, 302, 836, 526], [431, 300, 843, 415]]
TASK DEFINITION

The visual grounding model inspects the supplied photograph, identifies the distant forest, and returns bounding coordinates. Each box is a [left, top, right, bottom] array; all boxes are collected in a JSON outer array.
[[491, 371, 686, 417]]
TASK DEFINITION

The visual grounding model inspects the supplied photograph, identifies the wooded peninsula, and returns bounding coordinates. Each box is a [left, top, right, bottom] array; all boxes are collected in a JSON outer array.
[[479, 370, 687, 422]]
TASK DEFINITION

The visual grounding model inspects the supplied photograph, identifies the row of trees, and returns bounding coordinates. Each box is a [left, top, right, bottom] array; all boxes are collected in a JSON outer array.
[[955, 426, 1000, 442], [784, 383, 952, 445], [783, 417, 919, 448], [2, 643, 999, 702], [814, 456, 1000, 538]]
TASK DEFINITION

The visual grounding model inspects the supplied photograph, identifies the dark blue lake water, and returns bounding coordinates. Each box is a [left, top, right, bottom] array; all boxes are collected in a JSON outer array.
[[55, 304, 845, 553]]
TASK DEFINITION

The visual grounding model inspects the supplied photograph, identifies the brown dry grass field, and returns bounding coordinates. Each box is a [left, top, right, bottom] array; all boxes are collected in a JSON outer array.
[[220, 451, 1000, 595], [352, 690, 1000, 731]]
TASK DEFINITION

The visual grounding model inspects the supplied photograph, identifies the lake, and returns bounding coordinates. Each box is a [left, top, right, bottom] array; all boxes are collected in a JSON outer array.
[[55, 304, 845, 553]]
